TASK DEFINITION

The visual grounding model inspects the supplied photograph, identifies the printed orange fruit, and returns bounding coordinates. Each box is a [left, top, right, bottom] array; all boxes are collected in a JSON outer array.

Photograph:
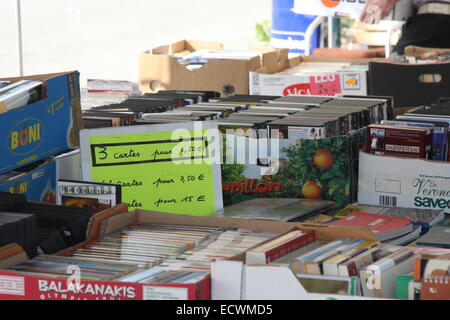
[[321, 0, 340, 9], [302, 181, 322, 199], [313, 149, 334, 169]]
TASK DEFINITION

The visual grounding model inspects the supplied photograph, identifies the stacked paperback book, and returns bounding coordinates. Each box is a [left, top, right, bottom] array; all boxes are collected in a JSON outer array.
[[0, 80, 42, 114], [214, 198, 335, 222], [366, 100, 450, 161], [81, 91, 392, 143], [5, 221, 279, 287]]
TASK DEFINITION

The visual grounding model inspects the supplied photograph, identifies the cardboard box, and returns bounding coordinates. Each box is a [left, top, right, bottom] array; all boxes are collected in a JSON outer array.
[[221, 129, 366, 210], [212, 223, 378, 300], [358, 150, 450, 210], [369, 61, 450, 108], [0, 259, 209, 300], [58, 210, 376, 301], [0, 72, 81, 175], [0, 158, 56, 204], [139, 40, 288, 96], [405, 46, 450, 56], [242, 265, 385, 300], [249, 56, 378, 97], [0, 150, 81, 203], [291, 0, 413, 21], [1, 210, 256, 300]]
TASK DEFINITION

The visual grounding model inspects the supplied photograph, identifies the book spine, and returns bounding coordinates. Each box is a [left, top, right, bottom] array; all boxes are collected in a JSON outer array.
[[413, 257, 423, 281], [346, 261, 358, 277], [265, 231, 315, 263]]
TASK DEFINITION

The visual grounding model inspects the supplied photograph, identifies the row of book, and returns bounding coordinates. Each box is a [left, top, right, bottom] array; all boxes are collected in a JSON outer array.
[[83, 91, 393, 141], [2, 197, 450, 299], [0, 80, 42, 114], [6, 223, 278, 285], [367, 101, 450, 161], [331, 204, 450, 249], [242, 226, 450, 299], [82, 90, 220, 128], [215, 199, 446, 245]]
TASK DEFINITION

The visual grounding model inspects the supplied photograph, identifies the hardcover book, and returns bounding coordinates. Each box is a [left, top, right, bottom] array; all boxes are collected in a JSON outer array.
[[327, 211, 414, 241]]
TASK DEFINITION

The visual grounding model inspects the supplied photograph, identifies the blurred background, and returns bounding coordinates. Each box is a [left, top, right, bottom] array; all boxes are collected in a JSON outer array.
[[0, 0, 271, 83]]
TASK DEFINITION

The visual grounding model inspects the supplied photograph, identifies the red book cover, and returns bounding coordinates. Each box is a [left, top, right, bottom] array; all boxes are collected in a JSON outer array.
[[422, 276, 450, 300], [346, 261, 358, 277], [326, 211, 413, 240], [265, 230, 315, 263]]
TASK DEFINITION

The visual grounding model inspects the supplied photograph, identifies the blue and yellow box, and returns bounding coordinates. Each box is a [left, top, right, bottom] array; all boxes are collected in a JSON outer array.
[[0, 157, 57, 203], [0, 71, 81, 174]]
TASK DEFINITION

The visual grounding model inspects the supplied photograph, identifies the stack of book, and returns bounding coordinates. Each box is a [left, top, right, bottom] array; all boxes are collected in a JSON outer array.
[[336, 204, 445, 242], [82, 90, 220, 128], [327, 211, 415, 242], [214, 198, 335, 222], [0, 80, 42, 114], [366, 124, 433, 159], [381, 101, 450, 161], [8, 255, 138, 281], [33, 223, 279, 285], [246, 229, 316, 265], [81, 93, 393, 141]]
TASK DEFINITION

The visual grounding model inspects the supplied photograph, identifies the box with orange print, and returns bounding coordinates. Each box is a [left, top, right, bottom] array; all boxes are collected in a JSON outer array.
[[249, 55, 373, 98], [221, 128, 366, 209]]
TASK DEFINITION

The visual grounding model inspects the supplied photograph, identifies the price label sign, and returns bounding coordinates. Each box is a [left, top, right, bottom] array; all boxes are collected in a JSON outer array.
[[80, 122, 223, 216]]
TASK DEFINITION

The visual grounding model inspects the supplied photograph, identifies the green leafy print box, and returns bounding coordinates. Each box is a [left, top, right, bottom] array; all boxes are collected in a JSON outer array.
[[221, 128, 366, 209]]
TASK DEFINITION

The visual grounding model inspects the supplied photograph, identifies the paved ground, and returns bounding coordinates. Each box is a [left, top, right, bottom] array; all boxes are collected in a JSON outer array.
[[0, 0, 271, 86]]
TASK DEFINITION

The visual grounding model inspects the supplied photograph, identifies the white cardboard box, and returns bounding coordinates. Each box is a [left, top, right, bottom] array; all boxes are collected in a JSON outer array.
[[211, 224, 378, 300], [249, 55, 371, 97], [358, 150, 450, 211], [249, 69, 368, 97], [242, 265, 385, 300], [212, 260, 383, 300]]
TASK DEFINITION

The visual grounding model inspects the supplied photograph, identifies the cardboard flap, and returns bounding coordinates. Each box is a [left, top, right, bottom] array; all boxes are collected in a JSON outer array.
[[151, 40, 224, 55], [0, 244, 29, 269], [151, 40, 184, 55], [185, 40, 224, 52], [86, 203, 130, 241], [247, 55, 263, 72], [244, 265, 309, 299], [211, 260, 244, 300], [261, 49, 289, 74], [301, 55, 390, 64], [405, 46, 450, 55], [0, 71, 79, 82], [287, 56, 302, 69], [99, 211, 138, 236], [244, 265, 386, 300], [298, 223, 378, 241]]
